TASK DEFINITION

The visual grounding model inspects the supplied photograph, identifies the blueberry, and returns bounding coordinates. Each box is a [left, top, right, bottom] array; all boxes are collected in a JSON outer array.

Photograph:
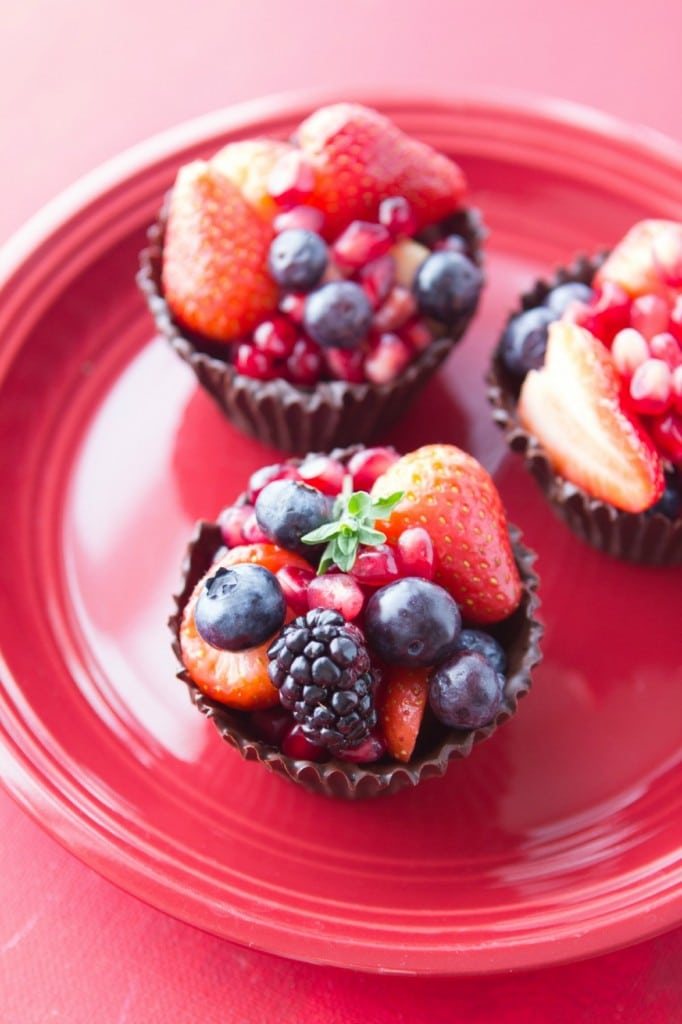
[[195, 563, 286, 651], [498, 306, 555, 380], [428, 651, 504, 729], [455, 628, 507, 675], [303, 280, 373, 349], [647, 469, 682, 520], [413, 250, 483, 325], [544, 281, 594, 317], [364, 577, 461, 667], [268, 228, 328, 291], [255, 478, 333, 555]]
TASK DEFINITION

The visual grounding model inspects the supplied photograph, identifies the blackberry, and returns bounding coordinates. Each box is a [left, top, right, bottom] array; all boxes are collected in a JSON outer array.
[[267, 607, 377, 753]]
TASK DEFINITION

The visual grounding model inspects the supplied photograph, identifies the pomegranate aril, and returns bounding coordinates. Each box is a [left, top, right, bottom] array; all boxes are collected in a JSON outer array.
[[324, 346, 366, 383], [628, 358, 673, 415], [281, 723, 326, 761], [364, 333, 412, 384], [396, 527, 435, 580], [347, 446, 399, 490], [360, 254, 396, 308], [307, 573, 365, 620], [349, 544, 400, 587], [247, 462, 299, 501], [649, 409, 682, 463], [372, 286, 417, 332], [630, 293, 670, 341], [669, 294, 682, 344], [581, 281, 632, 345], [298, 454, 347, 495], [285, 337, 323, 386], [332, 220, 393, 269], [235, 342, 278, 380], [611, 327, 650, 378], [273, 204, 325, 235], [251, 707, 293, 746], [378, 196, 417, 239], [267, 150, 315, 208], [253, 316, 298, 358], [241, 511, 271, 544], [218, 503, 253, 547], [276, 564, 316, 616], [278, 291, 307, 324], [336, 731, 386, 763], [649, 331, 682, 369], [673, 364, 682, 414], [400, 317, 433, 352]]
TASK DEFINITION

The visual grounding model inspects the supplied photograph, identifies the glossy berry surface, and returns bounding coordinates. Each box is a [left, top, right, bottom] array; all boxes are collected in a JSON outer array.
[[267, 228, 328, 291], [194, 563, 286, 651], [364, 577, 462, 667], [428, 650, 504, 729], [544, 281, 594, 317], [255, 479, 332, 555], [455, 628, 507, 675], [498, 306, 555, 379], [413, 250, 483, 326], [303, 280, 373, 349]]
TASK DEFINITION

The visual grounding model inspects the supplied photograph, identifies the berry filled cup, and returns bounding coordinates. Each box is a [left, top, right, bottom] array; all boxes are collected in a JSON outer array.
[[170, 444, 543, 798], [487, 220, 682, 565], [139, 103, 485, 455]]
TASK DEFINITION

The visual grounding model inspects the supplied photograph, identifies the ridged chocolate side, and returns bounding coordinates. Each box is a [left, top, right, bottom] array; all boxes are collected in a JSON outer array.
[[486, 254, 682, 565], [138, 207, 486, 456], [169, 506, 543, 800]]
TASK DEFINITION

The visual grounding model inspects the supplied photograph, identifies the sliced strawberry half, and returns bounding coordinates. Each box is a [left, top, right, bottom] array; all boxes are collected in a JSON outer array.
[[162, 160, 278, 342], [211, 137, 296, 221], [297, 102, 467, 238], [518, 321, 664, 513], [378, 665, 429, 763], [594, 219, 682, 300]]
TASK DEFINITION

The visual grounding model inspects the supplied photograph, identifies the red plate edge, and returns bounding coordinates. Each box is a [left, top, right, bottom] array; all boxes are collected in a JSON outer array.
[[0, 90, 681, 976]]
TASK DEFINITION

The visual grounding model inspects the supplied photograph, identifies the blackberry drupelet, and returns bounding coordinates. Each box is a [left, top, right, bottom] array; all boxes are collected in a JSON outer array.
[[267, 607, 377, 753]]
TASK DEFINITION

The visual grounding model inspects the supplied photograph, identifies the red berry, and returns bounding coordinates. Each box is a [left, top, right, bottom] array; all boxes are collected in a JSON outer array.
[[360, 254, 396, 308], [400, 317, 433, 352], [335, 731, 386, 763], [275, 564, 316, 615], [251, 706, 293, 745], [372, 285, 418, 333], [218, 504, 254, 547], [673, 365, 682, 415], [649, 331, 682, 369], [669, 294, 682, 344], [234, 342, 278, 379], [378, 196, 418, 239], [281, 723, 326, 760], [580, 281, 632, 345], [347, 446, 400, 490], [396, 527, 435, 580], [628, 358, 673, 415], [307, 572, 365, 619], [348, 544, 400, 587], [247, 462, 299, 502], [273, 205, 325, 235], [297, 454, 347, 495], [364, 332, 412, 384], [253, 316, 298, 358], [630, 293, 670, 340], [332, 220, 393, 269], [649, 410, 682, 463], [323, 346, 366, 383], [611, 327, 650, 378], [267, 150, 315, 208], [240, 511, 271, 544], [278, 291, 307, 324], [285, 337, 323, 386]]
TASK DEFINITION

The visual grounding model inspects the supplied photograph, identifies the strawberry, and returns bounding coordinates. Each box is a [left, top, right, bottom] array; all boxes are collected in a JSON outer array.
[[518, 321, 664, 512], [179, 543, 310, 709], [378, 665, 429, 762], [594, 219, 682, 300], [370, 444, 522, 624], [211, 138, 296, 221], [297, 102, 466, 239], [162, 160, 277, 342]]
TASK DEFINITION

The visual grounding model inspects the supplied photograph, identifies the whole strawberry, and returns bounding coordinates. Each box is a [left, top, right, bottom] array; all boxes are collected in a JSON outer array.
[[162, 160, 278, 341], [371, 444, 522, 623], [297, 103, 467, 239]]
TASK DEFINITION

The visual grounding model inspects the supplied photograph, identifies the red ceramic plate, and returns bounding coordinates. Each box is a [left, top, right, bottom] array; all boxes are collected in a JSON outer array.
[[0, 93, 680, 976]]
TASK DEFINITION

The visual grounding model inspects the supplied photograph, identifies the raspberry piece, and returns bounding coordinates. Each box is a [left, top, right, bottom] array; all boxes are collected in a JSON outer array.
[[267, 607, 377, 752]]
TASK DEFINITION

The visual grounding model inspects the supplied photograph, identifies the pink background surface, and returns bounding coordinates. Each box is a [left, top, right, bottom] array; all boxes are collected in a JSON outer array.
[[1, 1, 681, 1020]]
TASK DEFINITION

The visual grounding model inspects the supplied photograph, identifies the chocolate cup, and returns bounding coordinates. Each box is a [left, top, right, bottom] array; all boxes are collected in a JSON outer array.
[[487, 255, 682, 566], [138, 207, 486, 456], [169, 512, 543, 800]]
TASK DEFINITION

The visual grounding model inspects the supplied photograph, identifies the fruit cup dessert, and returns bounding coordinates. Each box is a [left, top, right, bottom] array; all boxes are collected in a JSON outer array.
[[139, 103, 485, 455], [488, 219, 682, 564], [170, 444, 542, 798]]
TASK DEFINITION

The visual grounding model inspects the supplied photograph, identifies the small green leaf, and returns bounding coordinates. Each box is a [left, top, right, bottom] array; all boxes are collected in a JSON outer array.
[[370, 491, 404, 518], [301, 521, 342, 544], [357, 526, 386, 545], [300, 482, 404, 574]]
